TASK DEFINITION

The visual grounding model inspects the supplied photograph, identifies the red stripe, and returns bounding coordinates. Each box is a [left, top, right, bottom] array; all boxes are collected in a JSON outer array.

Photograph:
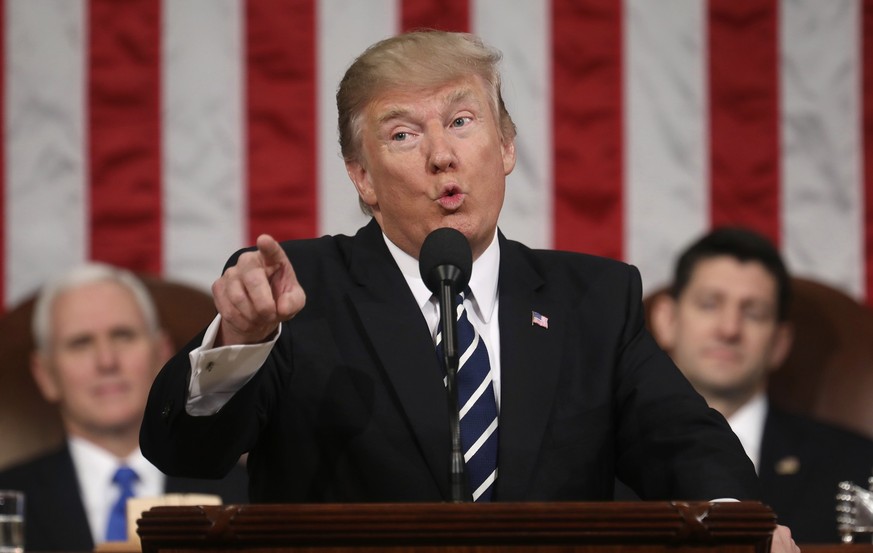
[[0, 0, 5, 309], [864, 0, 873, 305], [88, 0, 162, 273], [401, 0, 469, 32], [552, 0, 624, 258], [708, 0, 780, 245], [245, 1, 317, 244]]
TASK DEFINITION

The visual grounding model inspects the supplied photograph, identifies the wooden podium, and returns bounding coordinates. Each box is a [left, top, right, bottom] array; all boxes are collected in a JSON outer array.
[[137, 501, 776, 553]]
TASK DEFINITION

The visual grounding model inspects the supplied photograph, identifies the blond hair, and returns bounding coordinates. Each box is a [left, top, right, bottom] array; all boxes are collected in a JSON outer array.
[[336, 30, 517, 215]]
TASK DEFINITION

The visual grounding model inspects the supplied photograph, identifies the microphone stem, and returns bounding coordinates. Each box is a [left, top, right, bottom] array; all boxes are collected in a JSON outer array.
[[439, 281, 468, 503]]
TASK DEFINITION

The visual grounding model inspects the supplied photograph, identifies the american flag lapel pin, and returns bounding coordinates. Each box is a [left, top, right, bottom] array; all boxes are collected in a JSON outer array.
[[531, 311, 549, 329]]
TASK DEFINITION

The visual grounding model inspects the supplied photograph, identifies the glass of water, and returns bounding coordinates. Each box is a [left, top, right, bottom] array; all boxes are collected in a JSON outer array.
[[0, 491, 23, 553]]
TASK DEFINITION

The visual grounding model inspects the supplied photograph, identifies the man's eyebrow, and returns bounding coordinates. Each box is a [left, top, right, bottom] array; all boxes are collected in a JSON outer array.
[[444, 87, 476, 107], [376, 107, 412, 127], [63, 332, 94, 347], [374, 88, 480, 127]]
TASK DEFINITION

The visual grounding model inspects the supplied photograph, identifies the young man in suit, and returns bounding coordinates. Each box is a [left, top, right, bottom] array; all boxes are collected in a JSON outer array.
[[141, 30, 797, 552], [649, 227, 873, 543], [0, 263, 247, 551]]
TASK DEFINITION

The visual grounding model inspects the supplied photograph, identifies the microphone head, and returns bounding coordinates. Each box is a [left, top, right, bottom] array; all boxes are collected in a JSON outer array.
[[418, 228, 473, 295]]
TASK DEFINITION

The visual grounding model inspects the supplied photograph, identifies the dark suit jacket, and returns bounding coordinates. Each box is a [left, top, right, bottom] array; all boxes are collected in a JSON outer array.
[[760, 406, 873, 543], [0, 445, 248, 551], [614, 405, 873, 543], [141, 219, 759, 503]]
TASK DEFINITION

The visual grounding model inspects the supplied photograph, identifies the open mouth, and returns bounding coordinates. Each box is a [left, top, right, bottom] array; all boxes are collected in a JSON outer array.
[[437, 185, 465, 209]]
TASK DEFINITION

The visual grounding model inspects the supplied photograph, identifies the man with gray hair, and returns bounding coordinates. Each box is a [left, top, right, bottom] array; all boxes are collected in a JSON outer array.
[[0, 263, 247, 551]]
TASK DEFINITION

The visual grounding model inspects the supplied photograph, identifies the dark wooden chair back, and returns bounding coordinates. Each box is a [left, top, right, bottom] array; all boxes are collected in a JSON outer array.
[[0, 275, 215, 470], [645, 277, 873, 440]]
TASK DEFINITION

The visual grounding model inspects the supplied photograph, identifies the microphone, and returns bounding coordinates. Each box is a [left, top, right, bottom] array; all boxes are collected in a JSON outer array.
[[419, 227, 472, 503]]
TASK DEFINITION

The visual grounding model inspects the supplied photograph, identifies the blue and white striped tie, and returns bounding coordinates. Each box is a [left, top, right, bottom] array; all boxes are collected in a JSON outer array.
[[435, 291, 499, 501]]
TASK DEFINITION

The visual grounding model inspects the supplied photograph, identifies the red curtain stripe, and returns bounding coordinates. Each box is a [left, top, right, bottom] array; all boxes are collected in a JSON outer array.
[[401, 0, 469, 32], [552, 0, 624, 259], [245, 0, 317, 244], [88, 0, 163, 274], [708, 0, 781, 245]]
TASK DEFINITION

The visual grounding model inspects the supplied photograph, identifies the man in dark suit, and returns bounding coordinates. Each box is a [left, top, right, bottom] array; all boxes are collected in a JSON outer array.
[[140, 30, 796, 551], [648, 227, 873, 542], [0, 263, 247, 551]]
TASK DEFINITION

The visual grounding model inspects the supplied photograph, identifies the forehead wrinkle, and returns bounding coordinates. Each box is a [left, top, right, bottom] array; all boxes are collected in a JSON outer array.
[[373, 85, 480, 127]]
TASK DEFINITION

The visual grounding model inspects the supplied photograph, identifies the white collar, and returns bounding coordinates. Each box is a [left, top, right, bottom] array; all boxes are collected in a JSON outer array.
[[383, 230, 500, 323], [725, 392, 767, 474], [67, 436, 165, 543]]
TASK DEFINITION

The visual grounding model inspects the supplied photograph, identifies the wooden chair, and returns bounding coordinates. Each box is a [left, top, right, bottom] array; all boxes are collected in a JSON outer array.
[[0, 276, 216, 471], [645, 277, 873, 441]]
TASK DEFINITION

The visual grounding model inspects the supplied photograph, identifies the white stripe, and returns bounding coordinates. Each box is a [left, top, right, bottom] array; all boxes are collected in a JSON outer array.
[[780, 0, 863, 299], [6, 0, 87, 307], [316, 0, 393, 237], [463, 416, 498, 462], [474, 0, 552, 248], [456, 329, 480, 370], [458, 369, 493, 419], [163, 0, 245, 291], [624, 0, 708, 294], [471, 468, 497, 502]]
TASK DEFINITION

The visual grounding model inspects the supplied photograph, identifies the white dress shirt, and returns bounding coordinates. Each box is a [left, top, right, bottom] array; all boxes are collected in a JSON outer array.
[[385, 231, 502, 408], [724, 392, 767, 474], [68, 436, 164, 544]]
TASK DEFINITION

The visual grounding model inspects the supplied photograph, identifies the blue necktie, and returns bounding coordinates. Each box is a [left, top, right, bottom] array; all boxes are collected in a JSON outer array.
[[436, 291, 499, 501], [105, 466, 139, 542]]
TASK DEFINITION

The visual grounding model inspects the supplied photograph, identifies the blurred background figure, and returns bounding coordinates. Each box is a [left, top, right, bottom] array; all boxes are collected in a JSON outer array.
[[0, 263, 247, 551], [648, 227, 873, 543]]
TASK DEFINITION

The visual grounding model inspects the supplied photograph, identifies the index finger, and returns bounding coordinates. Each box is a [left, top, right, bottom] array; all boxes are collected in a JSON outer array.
[[256, 234, 289, 268]]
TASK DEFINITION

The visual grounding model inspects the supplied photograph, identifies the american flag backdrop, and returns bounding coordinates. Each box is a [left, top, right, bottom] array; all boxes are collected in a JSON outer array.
[[4, 0, 873, 310]]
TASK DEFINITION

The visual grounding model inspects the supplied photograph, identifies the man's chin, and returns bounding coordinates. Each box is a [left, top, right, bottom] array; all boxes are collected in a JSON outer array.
[[699, 381, 758, 403], [87, 411, 143, 433]]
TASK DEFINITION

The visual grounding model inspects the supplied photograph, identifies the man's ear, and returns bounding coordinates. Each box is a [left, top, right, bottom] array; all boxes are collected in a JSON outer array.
[[30, 351, 61, 403], [502, 138, 516, 175], [767, 321, 795, 372], [649, 293, 678, 352], [154, 328, 174, 367], [346, 160, 377, 208]]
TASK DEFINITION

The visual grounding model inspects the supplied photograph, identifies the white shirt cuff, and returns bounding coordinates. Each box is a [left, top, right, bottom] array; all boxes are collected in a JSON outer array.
[[185, 314, 280, 416]]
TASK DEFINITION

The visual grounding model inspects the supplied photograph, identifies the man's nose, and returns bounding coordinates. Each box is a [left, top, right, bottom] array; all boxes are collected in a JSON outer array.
[[426, 127, 458, 173], [94, 339, 120, 372], [716, 307, 743, 339]]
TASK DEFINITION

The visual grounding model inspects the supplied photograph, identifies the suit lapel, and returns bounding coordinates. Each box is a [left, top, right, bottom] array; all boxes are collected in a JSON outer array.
[[344, 224, 568, 501], [51, 448, 97, 548], [494, 237, 566, 500], [346, 220, 452, 499], [759, 408, 805, 507]]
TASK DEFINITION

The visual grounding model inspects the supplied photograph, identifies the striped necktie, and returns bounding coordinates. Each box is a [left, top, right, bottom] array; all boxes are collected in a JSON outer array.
[[435, 290, 499, 501], [105, 466, 138, 542]]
